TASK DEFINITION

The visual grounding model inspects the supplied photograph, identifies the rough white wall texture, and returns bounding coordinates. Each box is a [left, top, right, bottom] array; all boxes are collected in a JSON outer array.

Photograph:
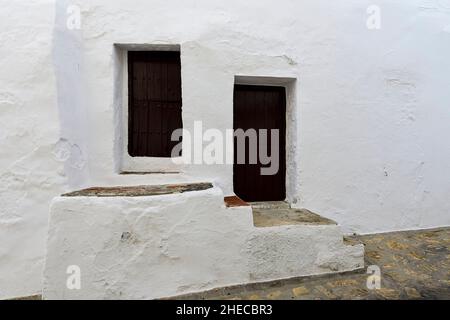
[[73, 0, 450, 234], [1, 0, 450, 299], [0, 0, 68, 299], [43, 188, 363, 300]]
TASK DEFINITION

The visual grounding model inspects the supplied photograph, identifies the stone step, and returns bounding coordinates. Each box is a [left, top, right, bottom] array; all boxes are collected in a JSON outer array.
[[249, 201, 291, 210], [252, 207, 337, 228], [44, 188, 364, 300]]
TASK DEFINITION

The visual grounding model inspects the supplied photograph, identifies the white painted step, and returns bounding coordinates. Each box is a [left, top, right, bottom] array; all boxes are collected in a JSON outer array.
[[43, 185, 364, 300]]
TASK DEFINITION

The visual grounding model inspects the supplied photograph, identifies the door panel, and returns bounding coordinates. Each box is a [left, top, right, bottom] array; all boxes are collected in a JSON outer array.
[[233, 85, 286, 202]]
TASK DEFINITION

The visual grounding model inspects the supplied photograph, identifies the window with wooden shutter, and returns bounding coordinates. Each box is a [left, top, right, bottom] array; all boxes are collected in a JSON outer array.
[[128, 51, 182, 157]]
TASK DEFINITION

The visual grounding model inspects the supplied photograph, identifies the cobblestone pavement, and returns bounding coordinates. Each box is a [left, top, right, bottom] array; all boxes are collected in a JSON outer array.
[[178, 227, 450, 300]]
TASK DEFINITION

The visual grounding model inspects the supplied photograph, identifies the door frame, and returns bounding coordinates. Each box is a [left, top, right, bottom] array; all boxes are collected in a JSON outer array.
[[113, 44, 184, 174], [234, 75, 298, 204]]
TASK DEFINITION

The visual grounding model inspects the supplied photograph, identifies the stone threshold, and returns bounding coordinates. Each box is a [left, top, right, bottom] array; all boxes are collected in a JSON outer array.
[[224, 197, 337, 227], [252, 206, 337, 227]]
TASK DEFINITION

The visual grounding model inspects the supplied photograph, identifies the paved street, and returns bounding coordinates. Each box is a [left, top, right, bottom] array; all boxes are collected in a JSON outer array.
[[179, 227, 450, 300]]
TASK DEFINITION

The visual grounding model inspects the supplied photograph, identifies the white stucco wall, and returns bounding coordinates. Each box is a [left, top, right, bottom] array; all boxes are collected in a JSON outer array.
[[1, 0, 450, 299], [74, 0, 450, 233], [0, 0, 67, 299]]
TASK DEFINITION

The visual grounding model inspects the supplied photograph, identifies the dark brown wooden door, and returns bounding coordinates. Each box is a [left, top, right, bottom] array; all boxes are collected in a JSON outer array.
[[128, 51, 182, 157], [233, 85, 286, 202]]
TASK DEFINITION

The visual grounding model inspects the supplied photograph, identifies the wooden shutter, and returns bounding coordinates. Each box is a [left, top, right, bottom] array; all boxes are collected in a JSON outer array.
[[128, 51, 182, 157]]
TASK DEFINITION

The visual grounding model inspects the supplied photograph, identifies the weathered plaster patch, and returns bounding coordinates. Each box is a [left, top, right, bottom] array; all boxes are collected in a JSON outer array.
[[53, 138, 86, 169]]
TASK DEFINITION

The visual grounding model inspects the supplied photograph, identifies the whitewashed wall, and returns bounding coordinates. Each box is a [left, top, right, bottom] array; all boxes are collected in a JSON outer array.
[[1, 0, 450, 299], [0, 0, 67, 299], [75, 0, 450, 232]]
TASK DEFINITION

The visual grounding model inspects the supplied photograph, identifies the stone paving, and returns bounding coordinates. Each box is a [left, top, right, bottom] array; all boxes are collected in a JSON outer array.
[[177, 227, 450, 300]]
